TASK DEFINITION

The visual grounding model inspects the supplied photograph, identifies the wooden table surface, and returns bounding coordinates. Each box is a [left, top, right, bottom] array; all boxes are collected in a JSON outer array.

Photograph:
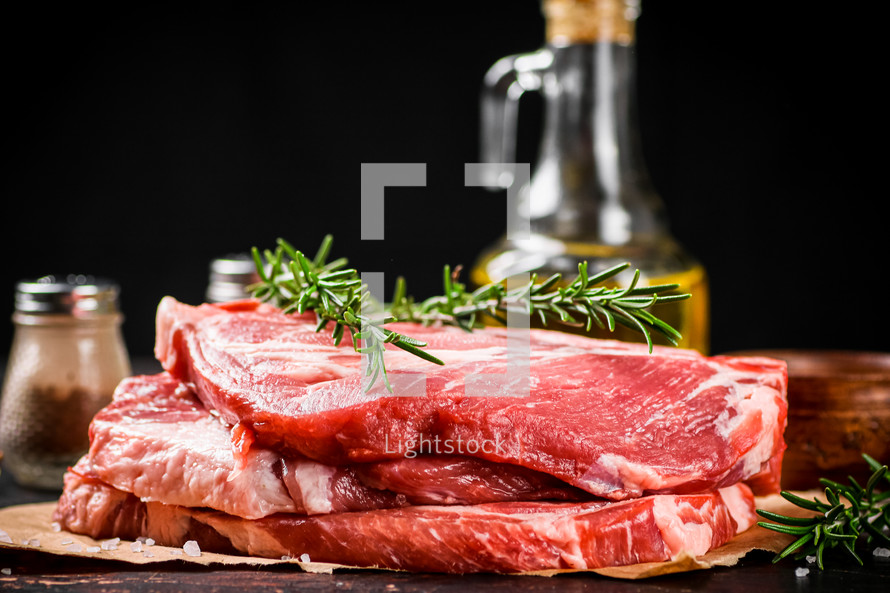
[[1, 469, 888, 593]]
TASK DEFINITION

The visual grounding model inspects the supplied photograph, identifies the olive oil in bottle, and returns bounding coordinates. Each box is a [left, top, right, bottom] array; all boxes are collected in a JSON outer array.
[[471, 0, 709, 353]]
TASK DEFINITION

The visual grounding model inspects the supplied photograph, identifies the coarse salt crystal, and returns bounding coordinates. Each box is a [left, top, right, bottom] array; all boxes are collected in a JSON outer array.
[[795, 567, 810, 578], [0, 530, 10, 544], [281, 555, 292, 561], [130, 541, 143, 553], [299, 553, 310, 563], [101, 538, 119, 551], [66, 543, 83, 553], [169, 549, 183, 556], [1, 568, 11, 576], [60, 539, 73, 545], [30, 539, 40, 548], [183, 540, 201, 557], [874, 547, 890, 558], [805, 555, 816, 564], [86, 546, 101, 554], [145, 538, 155, 546], [143, 550, 154, 558], [51, 522, 61, 533]]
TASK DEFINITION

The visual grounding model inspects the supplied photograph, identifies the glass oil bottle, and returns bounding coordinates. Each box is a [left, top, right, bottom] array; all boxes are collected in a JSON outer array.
[[471, 0, 709, 352]]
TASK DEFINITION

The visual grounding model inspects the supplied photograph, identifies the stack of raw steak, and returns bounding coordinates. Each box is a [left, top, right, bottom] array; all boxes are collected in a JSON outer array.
[[55, 297, 788, 573]]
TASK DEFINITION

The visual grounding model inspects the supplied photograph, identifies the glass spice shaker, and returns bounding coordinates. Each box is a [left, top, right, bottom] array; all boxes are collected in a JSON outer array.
[[206, 253, 260, 303], [0, 275, 131, 490]]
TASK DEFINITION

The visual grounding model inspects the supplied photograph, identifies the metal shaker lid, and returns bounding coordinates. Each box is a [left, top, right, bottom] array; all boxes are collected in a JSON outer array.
[[14, 274, 121, 316], [206, 254, 260, 303]]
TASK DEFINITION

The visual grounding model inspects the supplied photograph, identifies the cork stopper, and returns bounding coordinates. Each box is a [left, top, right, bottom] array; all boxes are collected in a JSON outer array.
[[543, 0, 639, 46]]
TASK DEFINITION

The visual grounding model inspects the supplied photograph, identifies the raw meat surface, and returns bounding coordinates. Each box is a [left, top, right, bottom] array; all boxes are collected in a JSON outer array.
[[353, 456, 588, 505], [54, 465, 757, 574], [87, 373, 587, 518], [155, 297, 788, 500], [88, 373, 300, 519]]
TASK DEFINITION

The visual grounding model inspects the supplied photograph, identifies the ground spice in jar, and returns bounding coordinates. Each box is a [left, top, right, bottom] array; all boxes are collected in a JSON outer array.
[[0, 384, 108, 458], [0, 275, 130, 490]]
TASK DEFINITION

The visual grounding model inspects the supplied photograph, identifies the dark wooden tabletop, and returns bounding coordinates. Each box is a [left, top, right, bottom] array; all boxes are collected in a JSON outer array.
[[1, 470, 888, 593]]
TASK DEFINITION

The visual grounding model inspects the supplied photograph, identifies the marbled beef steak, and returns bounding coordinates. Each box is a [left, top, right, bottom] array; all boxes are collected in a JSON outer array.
[[154, 297, 787, 499], [55, 464, 757, 574]]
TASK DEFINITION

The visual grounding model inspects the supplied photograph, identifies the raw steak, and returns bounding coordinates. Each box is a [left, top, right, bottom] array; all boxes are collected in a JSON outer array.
[[54, 463, 757, 574], [155, 297, 787, 500], [86, 373, 399, 518], [87, 373, 587, 519]]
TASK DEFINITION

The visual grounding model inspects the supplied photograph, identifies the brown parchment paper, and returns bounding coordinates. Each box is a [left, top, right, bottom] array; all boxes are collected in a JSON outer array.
[[0, 492, 818, 579]]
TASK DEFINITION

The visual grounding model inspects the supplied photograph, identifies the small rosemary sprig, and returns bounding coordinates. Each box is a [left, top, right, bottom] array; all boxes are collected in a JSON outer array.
[[250, 235, 690, 390], [389, 263, 689, 352], [249, 236, 444, 392], [756, 454, 890, 569]]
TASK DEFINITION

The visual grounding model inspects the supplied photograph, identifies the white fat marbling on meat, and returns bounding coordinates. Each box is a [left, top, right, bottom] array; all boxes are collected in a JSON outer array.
[[88, 379, 299, 520], [536, 515, 588, 570], [651, 496, 715, 559], [718, 483, 757, 533], [714, 381, 781, 480], [290, 460, 336, 515], [93, 413, 297, 519], [587, 453, 693, 496]]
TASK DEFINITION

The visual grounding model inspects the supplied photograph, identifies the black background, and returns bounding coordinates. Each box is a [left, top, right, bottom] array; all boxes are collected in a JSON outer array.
[[1, 1, 885, 362]]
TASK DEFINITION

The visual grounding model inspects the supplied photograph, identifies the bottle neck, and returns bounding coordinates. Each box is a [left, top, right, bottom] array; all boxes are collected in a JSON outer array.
[[544, 0, 637, 46], [529, 39, 665, 246]]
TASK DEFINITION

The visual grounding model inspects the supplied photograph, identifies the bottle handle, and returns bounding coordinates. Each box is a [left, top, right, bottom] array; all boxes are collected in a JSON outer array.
[[479, 49, 552, 189]]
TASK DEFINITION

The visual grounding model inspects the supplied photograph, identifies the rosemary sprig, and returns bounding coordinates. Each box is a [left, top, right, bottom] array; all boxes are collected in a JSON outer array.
[[250, 236, 444, 392], [392, 262, 690, 352], [250, 235, 690, 390], [756, 454, 890, 569]]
